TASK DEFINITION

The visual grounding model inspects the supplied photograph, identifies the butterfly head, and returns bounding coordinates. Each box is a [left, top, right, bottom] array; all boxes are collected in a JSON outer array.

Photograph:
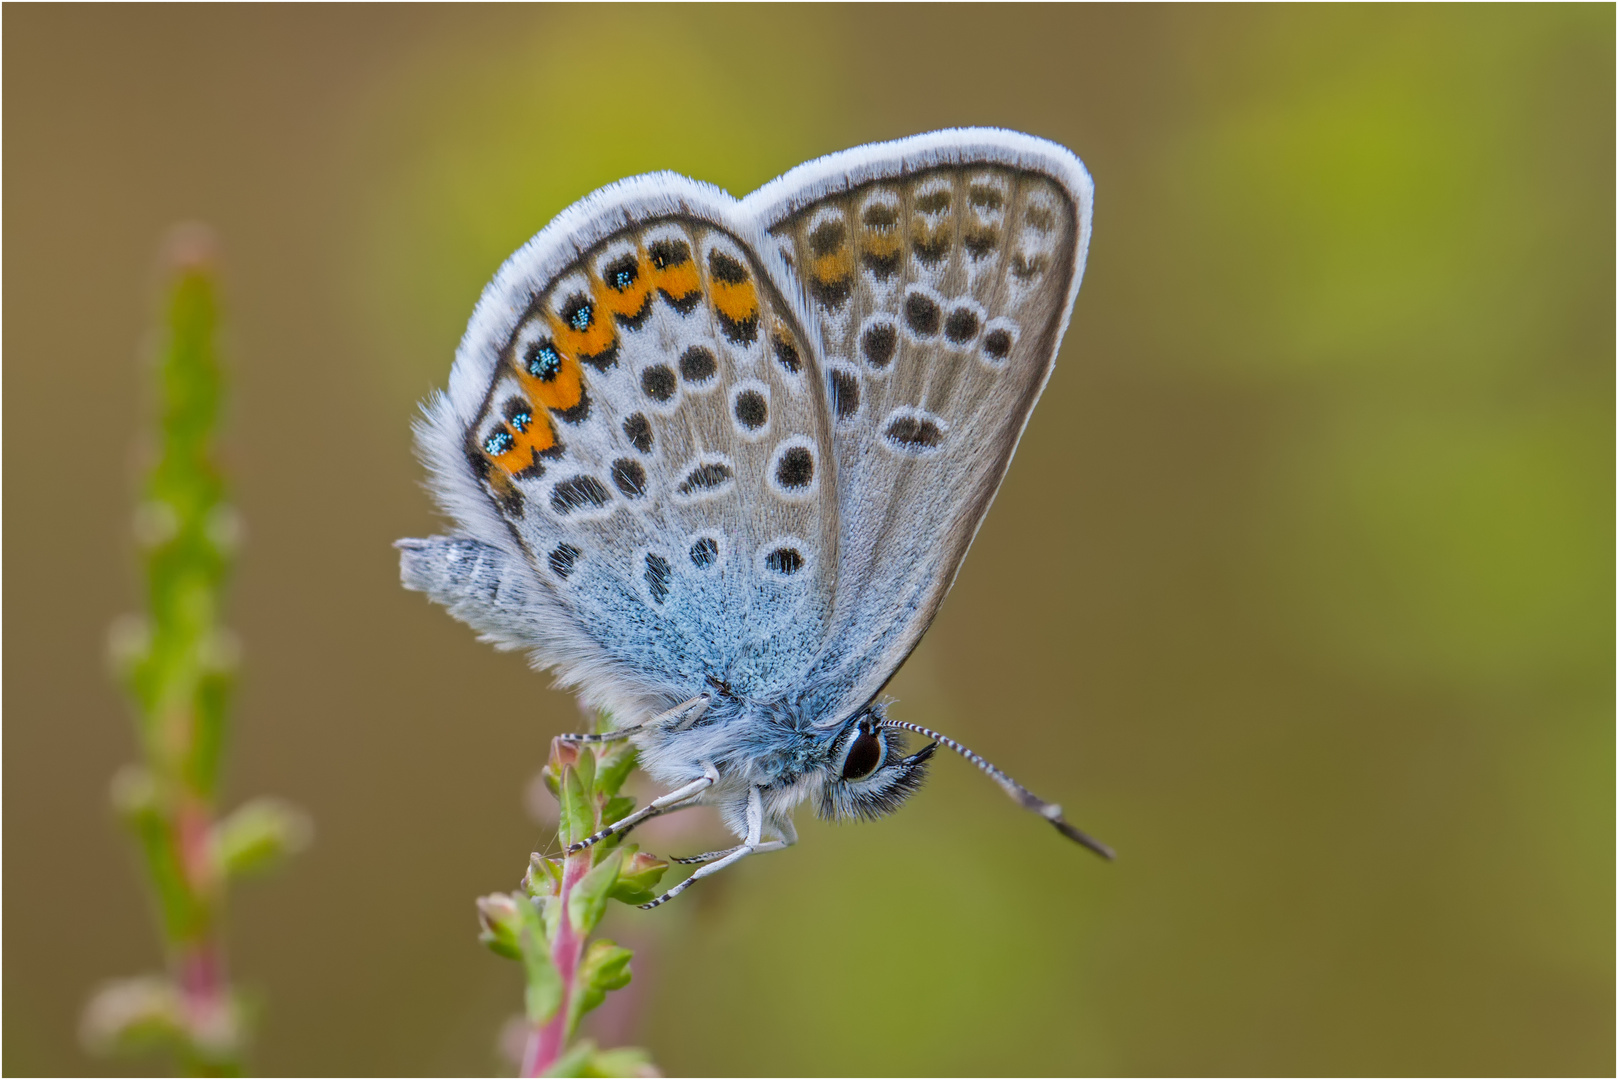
[[816, 704, 937, 824]]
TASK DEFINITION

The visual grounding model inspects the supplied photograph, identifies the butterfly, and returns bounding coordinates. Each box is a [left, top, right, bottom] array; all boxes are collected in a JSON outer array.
[[398, 128, 1109, 907]]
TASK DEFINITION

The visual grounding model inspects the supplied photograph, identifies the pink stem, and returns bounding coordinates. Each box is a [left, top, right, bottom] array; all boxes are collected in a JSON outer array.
[[521, 850, 590, 1077]]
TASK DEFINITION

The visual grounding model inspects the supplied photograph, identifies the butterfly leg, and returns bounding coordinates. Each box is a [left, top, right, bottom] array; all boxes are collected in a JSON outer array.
[[640, 788, 794, 908], [556, 693, 711, 745], [565, 761, 718, 855]]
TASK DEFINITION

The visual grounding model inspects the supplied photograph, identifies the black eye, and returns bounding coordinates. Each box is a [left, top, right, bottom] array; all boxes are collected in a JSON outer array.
[[841, 729, 884, 781]]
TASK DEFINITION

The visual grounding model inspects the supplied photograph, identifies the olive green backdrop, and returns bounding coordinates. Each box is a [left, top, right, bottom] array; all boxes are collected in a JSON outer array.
[[6, 5, 1612, 1075]]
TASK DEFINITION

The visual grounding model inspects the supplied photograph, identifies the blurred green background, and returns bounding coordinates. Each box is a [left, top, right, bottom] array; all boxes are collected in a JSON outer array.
[[5, 5, 1612, 1075]]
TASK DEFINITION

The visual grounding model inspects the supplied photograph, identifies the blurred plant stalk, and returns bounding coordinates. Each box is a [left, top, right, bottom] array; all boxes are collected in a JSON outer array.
[[478, 731, 665, 1077], [83, 228, 310, 1075]]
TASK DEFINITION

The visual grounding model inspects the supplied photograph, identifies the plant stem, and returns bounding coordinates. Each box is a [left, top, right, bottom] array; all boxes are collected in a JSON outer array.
[[524, 834, 589, 1075]]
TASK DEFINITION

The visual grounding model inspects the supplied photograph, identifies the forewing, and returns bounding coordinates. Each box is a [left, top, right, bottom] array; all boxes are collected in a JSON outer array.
[[745, 130, 1092, 722], [407, 176, 838, 713]]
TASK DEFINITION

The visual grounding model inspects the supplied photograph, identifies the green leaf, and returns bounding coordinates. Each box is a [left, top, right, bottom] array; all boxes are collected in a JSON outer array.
[[572, 741, 597, 797], [542, 1038, 597, 1078], [558, 766, 592, 849], [566, 939, 634, 1035], [608, 848, 668, 906], [567, 847, 623, 937], [517, 895, 563, 1024], [594, 741, 638, 797]]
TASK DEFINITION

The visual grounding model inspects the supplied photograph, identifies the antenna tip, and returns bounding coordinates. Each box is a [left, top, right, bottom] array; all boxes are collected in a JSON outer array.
[[1051, 817, 1116, 860]]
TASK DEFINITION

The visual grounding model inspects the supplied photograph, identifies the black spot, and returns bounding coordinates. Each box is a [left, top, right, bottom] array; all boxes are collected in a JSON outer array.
[[690, 537, 719, 569], [810, 274, 852, 309], [611, 458, 647, 498], [708, 250, 749, 284], [884, 415, 943, 451], [772, 333, 801, 374], [623, 413, 654, 454], [968, 184, 1004, 210], [715, 309, 759, 346], [550, 475, 612, 514], [775, 445, 814, 490], [861, 322, 898, 369], [483, 427, 514, 456], [734, 389, 768, 431], [644, 552, 671, 604], [983, 328, 1013, 361], [603, 254, 639, 292], [764, 547, 804, 575], [862, 250, 901, 281], [679, 345, 718, 384], [830, 369, 860, 421], [905, 292, 941, 337], [549, 543, 581, 579], [641, 365, 676, 402], [523, 340, 563, 382], [649, 238, 690, 269], [808, 219, 846, 257], [503, 399, 534, 432], [912, 232, 951, 266], [579, 337, 618, 372], [945, 307, 980, 344], [964, 229, 999, 258], [560, 294, 593, 332], [678, 462, 734, 495], [554, 387, 591, 425], [916, 188, 951, 214], [862, 204, 898, 228], [1025, 205, 1056, 233]]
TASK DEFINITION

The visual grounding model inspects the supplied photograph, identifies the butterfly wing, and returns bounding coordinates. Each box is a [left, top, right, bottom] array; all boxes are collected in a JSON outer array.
[[743, 129, 1093, 723], [401, 174, 840, 717]]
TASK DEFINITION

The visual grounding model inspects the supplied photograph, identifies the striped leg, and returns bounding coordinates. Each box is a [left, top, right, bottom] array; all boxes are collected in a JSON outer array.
[[557, 692, 710, 745], [564, 762, 718, 855], [640, 792, 796, 909]]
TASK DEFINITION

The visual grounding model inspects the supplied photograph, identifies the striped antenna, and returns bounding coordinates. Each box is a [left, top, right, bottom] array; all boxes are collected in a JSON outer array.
[[876, 718, 1115, 860]]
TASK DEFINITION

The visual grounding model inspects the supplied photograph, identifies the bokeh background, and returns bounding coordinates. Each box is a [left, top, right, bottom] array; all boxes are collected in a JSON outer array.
[[6, 5, 1612, 1075]]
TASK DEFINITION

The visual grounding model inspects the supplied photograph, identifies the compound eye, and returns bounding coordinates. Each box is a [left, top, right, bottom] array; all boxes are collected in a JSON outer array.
[[841, 728, 885, 781]]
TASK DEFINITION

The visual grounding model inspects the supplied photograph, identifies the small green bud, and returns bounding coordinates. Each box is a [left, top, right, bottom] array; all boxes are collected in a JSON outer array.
[[477, 893, 523, 960], [524, 852, 560, 898], [566, 939, 634, 1033], [608, 847, 668, 906], [80, 975, 184, 1056], [212, 797, 311, 878], [108, 765, 162, 824]]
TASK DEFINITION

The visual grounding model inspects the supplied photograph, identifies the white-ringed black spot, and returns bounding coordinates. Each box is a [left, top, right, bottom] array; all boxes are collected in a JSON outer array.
[[549, 543, 581, 579], [884, 413, 944, 452], [641, 365, 676, 402], [764, 547, 804, 576], [983, 327, 1013, 361], [550, 475, 612, 514], [808, 219, 846, 256], [968, 184, 1004, 210], [862, 204, 898, 228], [689, 537, 719, 569], [644, 552, 671, 604], [905, 291, 941, 337], [944, 307, 980, 344], [775, 445, 814, 490], [623, 413, 654, 454], [679, 345, 718, 384], [611, 459, 647, 499], [649, 238, 690, 269], [861, 320, 898, 369], [677, 461, 734, 496], [734, 388, 768, 431], [829, 368, 860, 421], [916, 188, 951, 214]]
